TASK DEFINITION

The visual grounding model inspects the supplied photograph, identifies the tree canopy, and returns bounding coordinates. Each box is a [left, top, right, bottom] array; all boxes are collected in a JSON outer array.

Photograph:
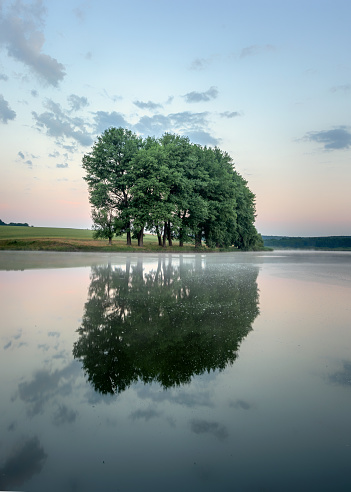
[[73, 258, 260, 394], [82, 127, 262, 249]]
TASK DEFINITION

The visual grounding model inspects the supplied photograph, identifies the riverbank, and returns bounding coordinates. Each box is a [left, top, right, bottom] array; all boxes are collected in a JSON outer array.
[[0, 225, 269, 253], [0, 237, 210, 253]]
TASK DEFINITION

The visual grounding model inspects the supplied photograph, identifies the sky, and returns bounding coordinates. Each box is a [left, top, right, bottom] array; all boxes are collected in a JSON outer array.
[[0, 0, 350, 236]]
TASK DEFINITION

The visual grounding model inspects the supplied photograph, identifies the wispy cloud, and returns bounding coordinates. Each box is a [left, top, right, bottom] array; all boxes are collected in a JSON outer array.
[[32, 98, 93, 148], [17, 150, 34, 167], [303, 126, 351, 150], [330, 84, 351, 93], [100, 89, 122, 103], [73, 4, 89, 22], [49, 150, 60, 158], [133, 100, 163, 111], [134, 114, 170, 136], [93, 111, 128, 134], [72, 107, 220, 147], [186, 130, 220, 146], [240, 44, 275, 58], [133, 111, 220, 146], [220, 111, 241, 119], [0, 0, 66, 86], [67, 94, 89, 112], [0, 94, 16, 123], [189, 54, 220, 71], [183, 86, 218, 103], [190, 57, 209, 71]]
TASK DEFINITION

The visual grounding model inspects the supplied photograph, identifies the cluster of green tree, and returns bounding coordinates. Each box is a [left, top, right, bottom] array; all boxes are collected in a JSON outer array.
[[73, 257, 259, 394], [263, 236, 351, 250], [0, 219, 29, 227], [82, 127, 263, 250]]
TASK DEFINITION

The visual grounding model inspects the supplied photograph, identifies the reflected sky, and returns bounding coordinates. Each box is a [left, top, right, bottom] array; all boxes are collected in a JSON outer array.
[[73, 257, 259, 394], [0, 251, 351, 491]]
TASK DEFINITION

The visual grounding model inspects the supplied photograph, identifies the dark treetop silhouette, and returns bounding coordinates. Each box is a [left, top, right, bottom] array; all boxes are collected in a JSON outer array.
[[73, 256, 260, 395]]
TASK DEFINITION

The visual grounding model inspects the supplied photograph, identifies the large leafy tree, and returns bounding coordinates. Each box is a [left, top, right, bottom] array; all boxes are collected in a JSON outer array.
[[82, 127, 261, 249], [82, 127, 143, 245], [157, 133, 197, 246], [128, 137, 175, 247]]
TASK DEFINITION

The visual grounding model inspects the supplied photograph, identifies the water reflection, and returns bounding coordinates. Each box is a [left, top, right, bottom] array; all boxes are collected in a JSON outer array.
[[329, 361, 351, 387], [73, 256, 260, 395], [17, 362, 80, 418], [0, 436, 47, 490]]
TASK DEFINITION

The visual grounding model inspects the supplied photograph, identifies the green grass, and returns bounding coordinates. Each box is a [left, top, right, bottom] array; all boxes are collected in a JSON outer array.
[[0, 225, 206, 252], [0, 225, 260, 253], [0, 225, 94, 240]]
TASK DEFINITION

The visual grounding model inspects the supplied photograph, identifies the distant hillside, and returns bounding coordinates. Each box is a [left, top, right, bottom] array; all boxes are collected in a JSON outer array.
[[0, 219, 29, 227], [263, 236, 351, 250]]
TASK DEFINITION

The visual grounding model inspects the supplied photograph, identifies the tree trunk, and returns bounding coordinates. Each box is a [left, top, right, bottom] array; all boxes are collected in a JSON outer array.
[[167, 221, 172, 246], [137, 227, 144, 247], [126, 230, 131, 246], [163, 221, 167, 247], [195, 230, 202, 248], [108, 237, 112, 245], [179, 212, 186, 247], [155, 226, 162, 246], [179, 226, 184, 247]]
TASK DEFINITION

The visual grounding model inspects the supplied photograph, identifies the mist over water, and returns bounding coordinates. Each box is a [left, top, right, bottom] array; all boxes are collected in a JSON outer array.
[[1, 251, 350, 491]]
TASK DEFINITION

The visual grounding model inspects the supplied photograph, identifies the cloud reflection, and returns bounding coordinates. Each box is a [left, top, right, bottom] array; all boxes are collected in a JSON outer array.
[[329, 361, 351, 387], [137, 384, 214, 408], [190, 419, 228, 440], [0, 436, 47, 489], [229, 399, 254, 410], [52, 404, 78, 426], [129, 408, 162, 422], [17, 361, 80, 417]]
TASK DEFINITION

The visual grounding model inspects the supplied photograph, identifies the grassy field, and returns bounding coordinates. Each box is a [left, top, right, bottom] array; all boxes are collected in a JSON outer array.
[[0, 225, 209, 252], [0, 225, 95, 240]]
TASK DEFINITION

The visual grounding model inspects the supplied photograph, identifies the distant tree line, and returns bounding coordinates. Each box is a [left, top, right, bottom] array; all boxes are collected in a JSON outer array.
[[82, 127, 263, 250], [0, 219, 29, 227], [263, 236, 351, 250]]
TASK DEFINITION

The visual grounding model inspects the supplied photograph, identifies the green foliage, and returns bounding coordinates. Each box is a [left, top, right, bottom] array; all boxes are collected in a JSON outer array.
[[73, 259, 260, 394], [263, 236, 351, 250], [82, 127, 261, 249], [0, 219, 29, 226], [82, 127, 143, 244]]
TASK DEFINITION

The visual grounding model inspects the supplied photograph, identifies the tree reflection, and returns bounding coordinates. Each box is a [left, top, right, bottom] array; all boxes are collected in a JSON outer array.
[[73, 256, 260, 395]]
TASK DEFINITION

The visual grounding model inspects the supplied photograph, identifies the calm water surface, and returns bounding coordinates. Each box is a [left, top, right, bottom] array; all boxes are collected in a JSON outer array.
[[0, 251, 350, 491]]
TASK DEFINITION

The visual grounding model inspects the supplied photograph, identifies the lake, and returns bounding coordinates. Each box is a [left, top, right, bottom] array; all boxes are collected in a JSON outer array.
[[0, 250, 350, 491]]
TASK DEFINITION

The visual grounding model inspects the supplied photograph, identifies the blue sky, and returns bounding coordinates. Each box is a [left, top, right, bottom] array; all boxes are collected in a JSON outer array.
[[0, 0, 350, 235]]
